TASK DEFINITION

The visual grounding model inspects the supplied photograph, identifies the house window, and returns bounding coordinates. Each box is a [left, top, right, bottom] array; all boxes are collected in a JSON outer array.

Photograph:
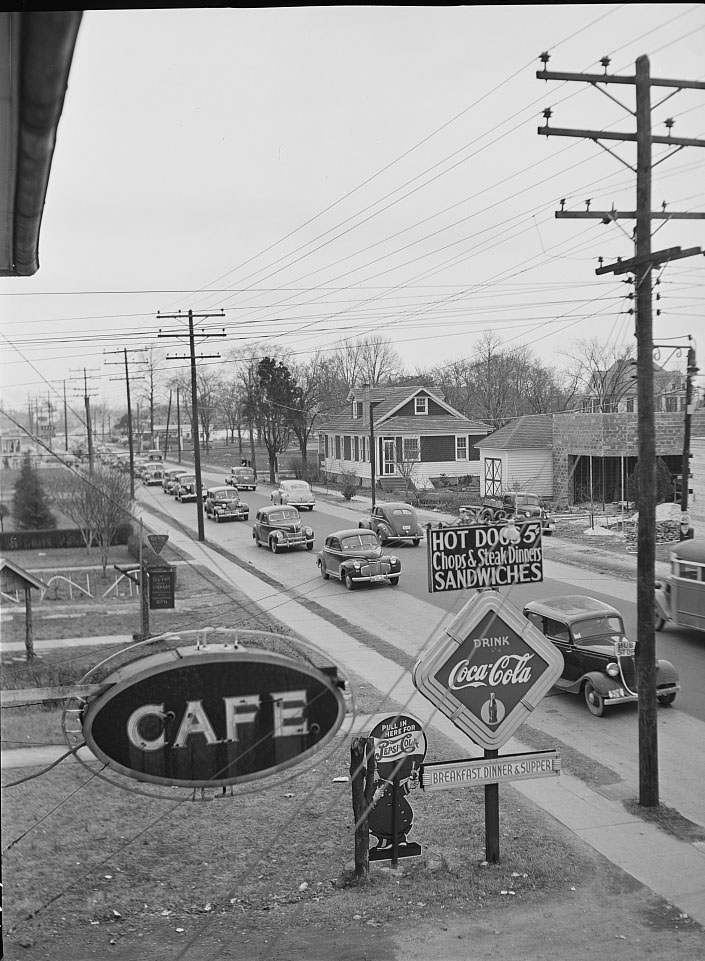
[[354, 436, 359, 461], [324, 435, 329, 457], [361, 436, 367, 462], [403, 437, 420, 462], [343, 436, 352, 460], [335, 435, 341, 459], [626, 397, 634, 413], [415, 396, 428, 415], [352, 400, 363, 419], [485, 458, 502, 497], [455, 436, 468, 460]]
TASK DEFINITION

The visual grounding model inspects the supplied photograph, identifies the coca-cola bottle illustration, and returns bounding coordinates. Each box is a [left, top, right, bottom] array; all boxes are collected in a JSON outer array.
[[488, 692, 499, 725]]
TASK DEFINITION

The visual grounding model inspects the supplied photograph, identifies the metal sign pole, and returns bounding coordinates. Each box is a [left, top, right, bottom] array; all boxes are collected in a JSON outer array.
[[484, 748, 500, 863]]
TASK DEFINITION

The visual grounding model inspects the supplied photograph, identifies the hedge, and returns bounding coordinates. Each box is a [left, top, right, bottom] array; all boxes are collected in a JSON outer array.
[[0, 524, 132, 552]]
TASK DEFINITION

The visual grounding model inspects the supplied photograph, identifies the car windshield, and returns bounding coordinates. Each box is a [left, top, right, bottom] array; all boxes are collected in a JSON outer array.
[[180, 476, 195, 484], [392, 508, 413, 517], [285, 481, 309, 490], [211, 489, 236, 500], [571, 615, 625, 645], [515, 494, 539, 507], [341, 533, 378, 551], [270, 509, 299, 523]]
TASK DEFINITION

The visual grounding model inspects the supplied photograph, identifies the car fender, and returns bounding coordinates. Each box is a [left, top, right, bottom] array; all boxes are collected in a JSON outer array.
[[565, 671, 616, 697], [655, 659, 679, 686]]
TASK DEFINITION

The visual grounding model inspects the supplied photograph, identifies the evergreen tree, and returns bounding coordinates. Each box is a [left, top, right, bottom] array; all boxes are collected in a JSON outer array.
[[12, 453, 57, 530]]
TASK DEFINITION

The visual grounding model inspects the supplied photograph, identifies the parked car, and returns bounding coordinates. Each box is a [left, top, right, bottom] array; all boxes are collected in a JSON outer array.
[[358, 502, 423, 546], [143, 466, 165, 487], [522, 594, 680, 717], [271, 479, 315, 510], [174, 473, 197, 503], [224, 466, 257, 491], [252, 505, 314, 553], [204, 486, 249, 523], [162, 469, 188, 494], [317, 529, 401, 590]]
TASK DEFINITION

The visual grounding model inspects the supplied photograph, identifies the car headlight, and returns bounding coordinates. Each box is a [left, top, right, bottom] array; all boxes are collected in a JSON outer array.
[[275, 530, 284, 539], [606, 663, 619, 677], [389, 555, 399, 565], [353, 561, 361, 570], [305, 528, 313, 536]]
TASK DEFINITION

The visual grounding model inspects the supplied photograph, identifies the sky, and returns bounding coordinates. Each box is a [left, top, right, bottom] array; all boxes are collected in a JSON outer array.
[[1, 4, 704, 419]]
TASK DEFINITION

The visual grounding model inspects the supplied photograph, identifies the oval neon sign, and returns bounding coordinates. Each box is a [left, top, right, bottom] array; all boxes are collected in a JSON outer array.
[[81, 649, 346, 787]]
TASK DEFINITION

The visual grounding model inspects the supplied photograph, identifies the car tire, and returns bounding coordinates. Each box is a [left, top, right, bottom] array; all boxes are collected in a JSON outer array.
[[215, 514, 220, 523], [243, 514, 249, 521], [389, 577, 399, 586], [306, 542, 313, 551], [271, 539, 280, 554], [377, 527, 388, 545], [412, 538, 421, 547], [344, 572, 356, 591], [658, 692, 676, 707], [320, 564, 329, 580], [253, 531, 261, 547], [654, 613, 666, 631], [584, 681, 605, 717]]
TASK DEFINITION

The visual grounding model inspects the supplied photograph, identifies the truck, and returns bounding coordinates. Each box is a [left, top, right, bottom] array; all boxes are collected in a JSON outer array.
[[459, 491, 555, 534]]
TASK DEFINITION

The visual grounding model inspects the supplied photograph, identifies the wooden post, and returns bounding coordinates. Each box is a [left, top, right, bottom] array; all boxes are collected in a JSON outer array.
[[484, 748, 500, 863], [24, 586, 35, 661], [350, 737, 374, 882]]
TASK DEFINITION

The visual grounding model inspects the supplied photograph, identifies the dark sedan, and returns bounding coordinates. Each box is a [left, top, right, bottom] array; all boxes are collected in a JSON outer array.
[[358, 502, 423, 546], [522, 594, 679, 716], [252, 505, 314, 553], [317, 529, 401, 590]]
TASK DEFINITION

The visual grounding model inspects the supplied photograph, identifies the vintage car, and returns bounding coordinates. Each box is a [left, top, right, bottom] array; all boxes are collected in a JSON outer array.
[[174, 473, 198, 503], [270, 479, 315, 510], [162, 468, 189, 494], [225, 465, 257, 491], [252, 505, 314, 553], [204, 486, 249, 523], [654, 537, 705, 634], [358, 502, 423, 546], [522, 594, 680, 717], [317, 529, 401, 590], [142, 465, 165, 487]]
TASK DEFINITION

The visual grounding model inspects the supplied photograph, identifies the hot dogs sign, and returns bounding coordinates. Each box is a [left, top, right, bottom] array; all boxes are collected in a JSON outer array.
[[413, 591, 564, 750]]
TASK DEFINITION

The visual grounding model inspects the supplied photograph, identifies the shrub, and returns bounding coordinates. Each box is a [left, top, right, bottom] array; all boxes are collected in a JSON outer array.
[[338, 471, 360, 501]]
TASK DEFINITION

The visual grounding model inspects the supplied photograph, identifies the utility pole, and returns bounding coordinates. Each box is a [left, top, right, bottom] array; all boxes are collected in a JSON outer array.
[[537, 53, 705, 807], [176, 384, 182, 464], [105, 348, 147, 500], [158, 310, 225, 542], [63, 380, 69, 452], [681, 343, 698, 537]]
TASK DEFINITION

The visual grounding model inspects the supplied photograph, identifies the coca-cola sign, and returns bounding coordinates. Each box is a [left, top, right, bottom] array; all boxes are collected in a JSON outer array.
[[413, 592, 563, 749], [81, 649, 346, 787]]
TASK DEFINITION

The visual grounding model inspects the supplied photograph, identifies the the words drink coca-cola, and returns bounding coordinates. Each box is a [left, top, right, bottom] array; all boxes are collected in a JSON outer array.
[[448, 652, 534, 690]]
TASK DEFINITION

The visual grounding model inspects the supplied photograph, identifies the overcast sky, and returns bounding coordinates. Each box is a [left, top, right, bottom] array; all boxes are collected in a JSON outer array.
[[1, 4, 704, 417]]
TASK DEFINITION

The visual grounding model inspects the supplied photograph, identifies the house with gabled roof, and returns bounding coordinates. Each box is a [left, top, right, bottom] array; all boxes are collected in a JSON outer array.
[[317, 385, 492, 490], [475, 414, 553, 498]]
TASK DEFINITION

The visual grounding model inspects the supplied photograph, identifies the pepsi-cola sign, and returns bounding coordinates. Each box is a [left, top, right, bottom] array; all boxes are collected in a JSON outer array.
[[413, 592, 563, 749], [81, 648, 346, 787]]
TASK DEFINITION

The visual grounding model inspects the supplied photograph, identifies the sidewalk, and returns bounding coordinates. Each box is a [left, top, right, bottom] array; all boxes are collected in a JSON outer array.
[[3, 487, 703, 930]]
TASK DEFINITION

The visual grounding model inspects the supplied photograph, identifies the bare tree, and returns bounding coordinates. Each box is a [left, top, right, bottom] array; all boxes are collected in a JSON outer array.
[[54, 466, 133, 574], [566, 340, 636, 412]]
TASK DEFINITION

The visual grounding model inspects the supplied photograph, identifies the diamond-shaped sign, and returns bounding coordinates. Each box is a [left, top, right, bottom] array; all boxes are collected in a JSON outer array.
[[413, 591, 564, 750], [146, 534, 169, 555]]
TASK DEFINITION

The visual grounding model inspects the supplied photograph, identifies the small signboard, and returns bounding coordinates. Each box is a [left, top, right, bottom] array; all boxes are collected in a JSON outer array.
[[81, 649, 347, 787], [148, 565, 176, 609], [147, 533, 169, 555], [426, 521, 543, 593], [421, 750, 561, 793], [413, 591, 564, 750], [368, 715, 426, 862]]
